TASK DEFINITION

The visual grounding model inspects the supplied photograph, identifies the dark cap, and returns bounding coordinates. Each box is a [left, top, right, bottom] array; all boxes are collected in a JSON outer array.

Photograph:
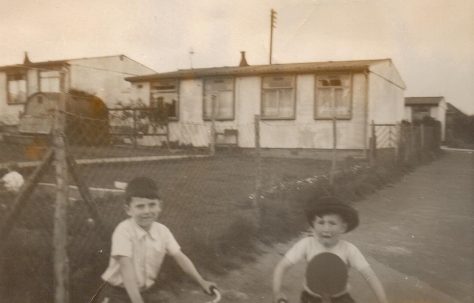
[[306, 196, 359, 233], [125, 177, 160, 202]]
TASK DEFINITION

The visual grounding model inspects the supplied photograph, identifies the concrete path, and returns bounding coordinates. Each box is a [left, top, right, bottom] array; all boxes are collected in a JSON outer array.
[[348, 150, 473, 303], [178, 150, 474, 303]]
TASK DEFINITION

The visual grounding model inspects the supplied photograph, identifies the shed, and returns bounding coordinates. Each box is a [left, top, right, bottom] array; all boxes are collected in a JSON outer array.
[[19, 91, 109, 145], [405, 96, 446, 140]]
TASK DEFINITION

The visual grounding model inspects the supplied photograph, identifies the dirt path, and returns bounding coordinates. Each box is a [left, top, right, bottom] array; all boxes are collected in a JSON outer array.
[[177, 150, 474, 303]]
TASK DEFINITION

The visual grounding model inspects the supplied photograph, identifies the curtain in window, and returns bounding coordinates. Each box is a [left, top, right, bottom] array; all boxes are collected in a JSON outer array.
[[7, 75, 27, 104], [40, 71, 60, 92], [203, 78, 234, 119], [261, 76, 295, 119], [315, 74, 351, 119]]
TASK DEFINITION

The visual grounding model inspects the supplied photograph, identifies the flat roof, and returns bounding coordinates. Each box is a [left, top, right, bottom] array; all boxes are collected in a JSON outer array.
[[405, 97, 445, 106], [0, 54, 131, 72]]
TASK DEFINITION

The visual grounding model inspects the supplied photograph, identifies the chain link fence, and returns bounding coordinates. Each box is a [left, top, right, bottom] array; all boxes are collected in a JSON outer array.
[[0, 102, 441, 303], [369, 121, 441, 165]]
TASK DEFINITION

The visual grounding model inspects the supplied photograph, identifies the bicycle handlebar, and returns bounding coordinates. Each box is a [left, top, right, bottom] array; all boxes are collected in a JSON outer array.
[[206, 286, 221, 303]]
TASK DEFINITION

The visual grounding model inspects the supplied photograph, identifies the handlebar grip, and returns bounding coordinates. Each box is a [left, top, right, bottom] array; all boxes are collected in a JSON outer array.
[[206, 286, 222, 303], [209, 286, 217, 295]]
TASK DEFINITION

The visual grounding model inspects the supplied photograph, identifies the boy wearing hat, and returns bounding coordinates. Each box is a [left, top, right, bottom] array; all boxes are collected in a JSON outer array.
[[98, 177, 216, 303], [272, 197, 388, 303]]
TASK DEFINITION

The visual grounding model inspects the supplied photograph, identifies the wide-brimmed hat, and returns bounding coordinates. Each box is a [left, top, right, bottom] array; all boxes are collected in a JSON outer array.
[[306, 197, 359, 233]]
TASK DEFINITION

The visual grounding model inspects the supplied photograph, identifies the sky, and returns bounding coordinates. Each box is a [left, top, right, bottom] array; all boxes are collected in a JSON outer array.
[[1, 0, 473, 114]]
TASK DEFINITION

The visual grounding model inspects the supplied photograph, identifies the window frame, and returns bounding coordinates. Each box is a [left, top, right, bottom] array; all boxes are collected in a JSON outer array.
[[149, 79, 180, 121], [202, 77, 235, 121], [39, 70, 61, 93], [314, 73, 353, 120], [260, 74, 297, 120], [6, 72, 28, 105]]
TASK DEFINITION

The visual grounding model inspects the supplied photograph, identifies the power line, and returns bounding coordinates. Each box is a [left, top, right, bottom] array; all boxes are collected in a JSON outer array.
[[369, 70, 405, 90], [3, 63, 142, 76], [2, 64, 64, 73], [69, 63, 142, 76], [282, 4, 318, 51]]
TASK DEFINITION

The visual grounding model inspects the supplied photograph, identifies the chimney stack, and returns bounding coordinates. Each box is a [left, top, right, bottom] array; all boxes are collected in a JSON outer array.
[[239, 51, 249, 67], [23, 51, 32, 65]]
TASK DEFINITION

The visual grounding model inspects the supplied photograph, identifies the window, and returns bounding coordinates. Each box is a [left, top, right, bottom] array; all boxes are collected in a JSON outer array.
[[203, 78, 234, 120], [150, 79, 178, 120], [315, 74, 352, 119], [40, 70, 60, 92], [7, 73, 27, 104], [261, 75, 296, 119]]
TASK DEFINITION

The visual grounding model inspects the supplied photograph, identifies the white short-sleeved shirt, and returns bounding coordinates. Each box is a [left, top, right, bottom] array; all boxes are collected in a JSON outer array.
[[284, 237, 370, 293], [1, 171, 24, 192], [101, 219, 181, 289]]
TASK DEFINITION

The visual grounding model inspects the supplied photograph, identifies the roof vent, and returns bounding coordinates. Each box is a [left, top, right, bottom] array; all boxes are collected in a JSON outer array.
[[239, 51, 249, 67]]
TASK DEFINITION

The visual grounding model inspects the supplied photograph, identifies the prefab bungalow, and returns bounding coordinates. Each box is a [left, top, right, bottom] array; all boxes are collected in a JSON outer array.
[[0, 54, 155, 128], [126, 57, 405, 158]]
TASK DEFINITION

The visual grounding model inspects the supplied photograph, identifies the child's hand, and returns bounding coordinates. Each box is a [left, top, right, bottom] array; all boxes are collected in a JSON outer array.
[[273, 292, 288, 303], [201, 280, 217, 296]]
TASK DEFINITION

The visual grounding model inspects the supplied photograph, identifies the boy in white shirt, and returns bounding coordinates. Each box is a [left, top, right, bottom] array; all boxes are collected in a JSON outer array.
[[98, 176, 215, 303], [273, 197, 388, 303]]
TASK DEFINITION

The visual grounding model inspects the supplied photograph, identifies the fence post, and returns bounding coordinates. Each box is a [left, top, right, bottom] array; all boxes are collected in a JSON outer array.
[[388, 124, 392, 147], [420, 124, 425, 153], [164, 121, 170, 150], [66, 155, 109, 240], [53, 70, 69, 303], [132, 109, 137, 148], [403, 124, 410, 164], [209, 95, 216, 156], [394, 124, 400, 164], [254, 114, 262, 210], [436, 124, 441, 150], [369, 121, 376, 167], [329, 114, 337, 185], [408, 124, 413, 161]]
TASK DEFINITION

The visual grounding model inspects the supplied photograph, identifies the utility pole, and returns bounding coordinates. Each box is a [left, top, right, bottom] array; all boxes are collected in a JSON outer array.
[[269, 9, 277, 64]]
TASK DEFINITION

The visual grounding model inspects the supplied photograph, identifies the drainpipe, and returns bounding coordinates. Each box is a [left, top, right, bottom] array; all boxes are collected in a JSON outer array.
[[363, 70, 370, 159]]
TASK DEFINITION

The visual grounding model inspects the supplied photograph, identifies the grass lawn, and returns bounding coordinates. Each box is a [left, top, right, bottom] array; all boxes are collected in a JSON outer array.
[[0, 152, 332, 303]]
